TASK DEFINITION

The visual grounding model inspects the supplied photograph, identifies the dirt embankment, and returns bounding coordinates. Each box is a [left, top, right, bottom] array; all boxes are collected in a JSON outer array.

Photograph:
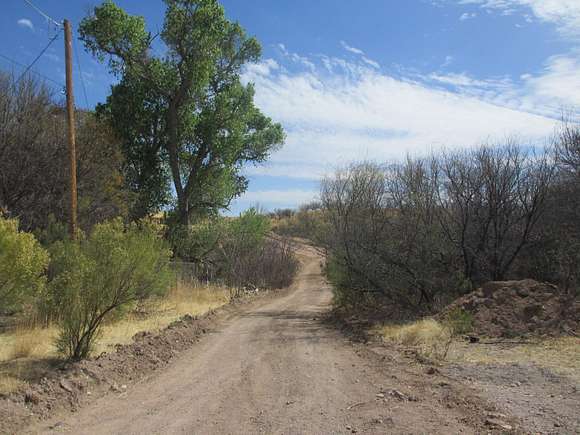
[[441, 279, 579, 338], [0, 311, 218, 434]]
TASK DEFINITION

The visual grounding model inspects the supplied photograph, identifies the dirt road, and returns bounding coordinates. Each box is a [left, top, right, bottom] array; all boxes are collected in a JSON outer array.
[[30, 245, 495, 434]]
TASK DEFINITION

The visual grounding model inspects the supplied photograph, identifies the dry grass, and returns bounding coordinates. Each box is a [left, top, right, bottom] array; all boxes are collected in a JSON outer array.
[[378, 319, 453, 360], [0, 327, 57, 363], [0, 281, 229, 394], [448, 336, 580, 382], [0, 374, 27, 394], [95, 282, 229, 353], [377, 319, 580, 382]]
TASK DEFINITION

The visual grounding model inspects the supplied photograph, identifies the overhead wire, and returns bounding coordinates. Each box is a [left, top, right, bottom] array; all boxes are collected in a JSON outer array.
[[0, 52, 64, 89], [73, 39, 90, 108], [14, 32, 61, 86], [22, 0, 62, 27]]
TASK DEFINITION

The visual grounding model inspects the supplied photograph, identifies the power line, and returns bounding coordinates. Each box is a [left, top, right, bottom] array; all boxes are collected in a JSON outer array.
[[22, 0, 62, 27], [73, 38, 90, 108], [0, 52, 64, 88], [14, 32, 61, 86]]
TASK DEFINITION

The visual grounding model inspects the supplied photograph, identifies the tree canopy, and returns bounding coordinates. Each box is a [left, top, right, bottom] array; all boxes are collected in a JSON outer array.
[[80, 0, 285, 223]]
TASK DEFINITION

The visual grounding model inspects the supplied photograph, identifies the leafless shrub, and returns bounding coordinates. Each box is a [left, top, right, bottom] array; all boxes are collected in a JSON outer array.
[[0, 73, 129, 233], [321, 141, 557, 311]]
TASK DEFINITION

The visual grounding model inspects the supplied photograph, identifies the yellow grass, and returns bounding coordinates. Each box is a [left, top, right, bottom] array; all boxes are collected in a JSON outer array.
[[0, 327, 57, 363], [378, 319, 453, 360], [95, 282, 229, 353], [0, 374, 27, 394], [0, 281, 229, 394]]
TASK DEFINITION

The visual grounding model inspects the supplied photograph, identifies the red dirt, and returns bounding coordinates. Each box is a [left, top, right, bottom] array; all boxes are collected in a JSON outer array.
[[441, 279, 579, 337]]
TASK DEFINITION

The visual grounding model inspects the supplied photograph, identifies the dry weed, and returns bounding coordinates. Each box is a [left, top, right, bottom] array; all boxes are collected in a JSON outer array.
[[379, 319, 453, 360]]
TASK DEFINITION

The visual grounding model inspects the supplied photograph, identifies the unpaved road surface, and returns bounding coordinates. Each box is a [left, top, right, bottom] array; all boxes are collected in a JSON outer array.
[[30, 245, 501, 434]]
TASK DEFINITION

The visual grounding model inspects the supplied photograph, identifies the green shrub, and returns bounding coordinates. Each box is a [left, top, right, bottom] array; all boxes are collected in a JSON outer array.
[[169, 219, 224, 263], [0, 216, 49, 312], [49, 219, 172, 360], [443, 307, 474, 335], [224, 208, 271, 253]]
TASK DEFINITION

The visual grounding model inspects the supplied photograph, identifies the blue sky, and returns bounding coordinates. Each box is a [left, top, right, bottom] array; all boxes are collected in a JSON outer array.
[[2, 0, 580, 214]]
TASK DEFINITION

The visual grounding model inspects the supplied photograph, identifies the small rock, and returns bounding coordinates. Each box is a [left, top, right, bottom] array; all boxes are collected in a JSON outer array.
[[376, 393, 385, 398], [50, 421, 65, 430], [59, 380, 74, 393], [388, 389, 407, 401], [486, 418, 512, 431], [425, 367, 437, 375]]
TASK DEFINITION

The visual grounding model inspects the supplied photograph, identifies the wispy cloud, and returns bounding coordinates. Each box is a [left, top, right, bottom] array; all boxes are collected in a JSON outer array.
[[340, 40, 365, 56], [17, 18, 34, 31], [457, 0, 580, 39], [241, 47, 562, 188], [460, 12, 478, 20], [234, 189, 318, 209]]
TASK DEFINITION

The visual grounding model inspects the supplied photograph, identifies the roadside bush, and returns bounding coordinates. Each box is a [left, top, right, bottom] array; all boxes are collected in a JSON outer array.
[[48, 219, 172, 360], [169, 209, 300, 292], [0, 216, 48, 313], [321, 142, 554, 313], [219, 209, 298, 290], [169, 219, 224, 263]]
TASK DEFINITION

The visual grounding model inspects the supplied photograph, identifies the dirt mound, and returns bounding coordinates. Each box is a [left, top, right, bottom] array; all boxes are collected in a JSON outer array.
[[442, 279, 579, 338]]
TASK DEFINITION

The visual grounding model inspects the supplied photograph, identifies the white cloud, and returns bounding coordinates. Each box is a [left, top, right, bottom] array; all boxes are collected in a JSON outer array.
[[17, 18, 34, 31], [460, 12, 478, 20], [457, 0, 580, 38], [442, 55, 455, 67], [427, 72, 511, 89], [520, 52, 580, 109], [235, 189, 318, 206], [242, 49, 560, 186], [340, 40, 365, 56], [244, 59, 279, 78], [362, 57, 380, 69]]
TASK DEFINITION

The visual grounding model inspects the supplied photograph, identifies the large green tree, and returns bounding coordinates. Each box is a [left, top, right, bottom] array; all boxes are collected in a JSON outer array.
[[80, 0, 284, 223]]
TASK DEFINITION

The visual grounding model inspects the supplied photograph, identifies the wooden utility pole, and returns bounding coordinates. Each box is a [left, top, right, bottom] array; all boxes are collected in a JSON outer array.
[[64, 19, 78, 239]]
